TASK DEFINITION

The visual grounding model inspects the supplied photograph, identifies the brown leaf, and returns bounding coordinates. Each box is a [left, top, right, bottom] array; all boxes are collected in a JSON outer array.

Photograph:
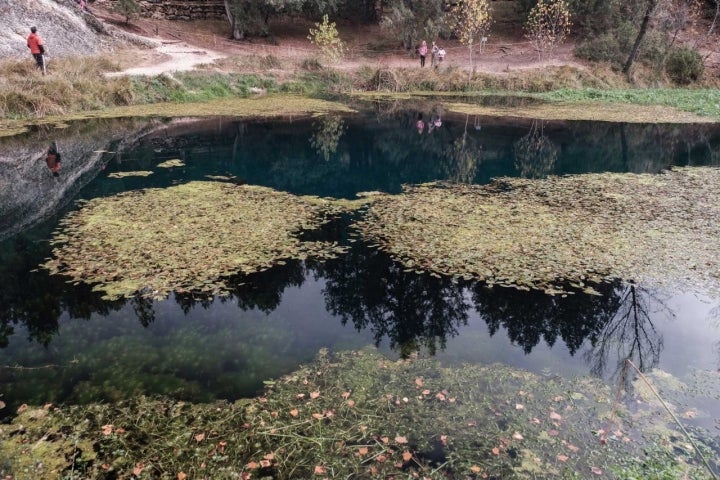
[[310, 391, 321, 399], [557, 454, 569, 463], [0, 401, 5, 409], [440, 435, 448, 446], [346, 400, 356, 407], [341, 391, 351, 399], [548, 429, 560, 436], [312, 413, 324, 420], [415, 378, 424, 387], [550, 412, 562, 421], [512, 432, 524, 441], [101, 424, 113, 436], [515, 403, 524, 410], [591, 467, 603, 475], [263, 453, 275, 461], [567, 444, 580, 453], [491, 447, 500, 455], [178, 473, 187, 480], [395, 436, 408, 444], [194, 433, 205, 443], [259, 459, 272, 468], [380, 436, 389, 444], [314, 465, 327, 474], [133, 464, 144, 476], [402, 451, 412, 462], [470, 465, 482, 473], [17, 404, 28, 414], [289, 408, 299, 417], [357, 447, 369, 456], [246, 461, 259, 469], [422, 389, 431, 395], [376, 454, 388, 463]]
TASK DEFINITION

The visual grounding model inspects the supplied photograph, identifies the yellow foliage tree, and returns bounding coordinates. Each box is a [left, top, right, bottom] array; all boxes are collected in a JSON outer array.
[[307, 14, 346, 63], [524, 0, 572, 62], [449, 0, 493, 75]]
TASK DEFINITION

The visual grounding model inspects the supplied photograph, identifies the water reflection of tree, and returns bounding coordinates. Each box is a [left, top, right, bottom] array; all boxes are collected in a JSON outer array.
[[470, 281, 621, 355], [584, 285, 668, 378], [310, 115, 347, 162], [513, 120, 558, 179], [314, 243, 470, 357], [0, 231, 122, 348]]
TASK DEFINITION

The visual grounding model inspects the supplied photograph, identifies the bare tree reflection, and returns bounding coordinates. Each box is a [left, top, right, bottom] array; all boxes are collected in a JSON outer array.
[[584, 285, 669, 379], [514, 120, 558, 179]]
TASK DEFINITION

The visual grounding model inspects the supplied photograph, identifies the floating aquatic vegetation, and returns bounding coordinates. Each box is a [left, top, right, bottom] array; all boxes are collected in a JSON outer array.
[[1, 348, 714, 479], [41, 182, 347, 300], [156, 159, 185, 168], [357, 167, 720, 296], [107, 171, 154, 178]]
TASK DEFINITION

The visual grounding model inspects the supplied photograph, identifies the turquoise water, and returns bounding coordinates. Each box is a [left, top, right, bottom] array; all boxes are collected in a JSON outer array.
[[1, 107, 719, 434]]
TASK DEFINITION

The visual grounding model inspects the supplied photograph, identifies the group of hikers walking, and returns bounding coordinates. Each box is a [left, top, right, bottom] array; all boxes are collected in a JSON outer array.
[[418, 40, 446, 68]]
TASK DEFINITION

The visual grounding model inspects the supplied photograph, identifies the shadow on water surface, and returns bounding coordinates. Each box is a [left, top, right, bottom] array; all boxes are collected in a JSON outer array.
[[1, 109, 720, 432]]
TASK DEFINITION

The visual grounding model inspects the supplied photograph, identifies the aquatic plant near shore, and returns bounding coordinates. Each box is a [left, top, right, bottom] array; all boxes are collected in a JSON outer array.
[[41, 181, 348, 300], [1, 348, 714, 479], [357, 167, 720, 296]]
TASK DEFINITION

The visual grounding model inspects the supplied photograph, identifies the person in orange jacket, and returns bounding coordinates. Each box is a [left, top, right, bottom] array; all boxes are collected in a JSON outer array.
[[27, 26, 46, 74]]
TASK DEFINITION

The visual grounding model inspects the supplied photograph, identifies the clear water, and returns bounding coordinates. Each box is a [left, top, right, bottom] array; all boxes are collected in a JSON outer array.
[[1, 106, 719, 433]]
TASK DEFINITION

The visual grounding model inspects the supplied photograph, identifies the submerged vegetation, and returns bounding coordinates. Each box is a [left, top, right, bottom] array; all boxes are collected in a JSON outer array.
[[42, 181, 348, 300], [357, 167, 720, 296], [1, 348, 715, 479]]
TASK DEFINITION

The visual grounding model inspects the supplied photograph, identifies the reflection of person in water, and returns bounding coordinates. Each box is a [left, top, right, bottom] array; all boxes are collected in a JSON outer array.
[[46, 142, 61, 177], [415, 113, 425, 134]]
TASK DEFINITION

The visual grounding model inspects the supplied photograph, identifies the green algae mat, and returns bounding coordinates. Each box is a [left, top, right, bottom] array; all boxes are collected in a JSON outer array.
[[41, 181, 347, 300], [1, 349, 716, 479], [357, 167, 720, 296]]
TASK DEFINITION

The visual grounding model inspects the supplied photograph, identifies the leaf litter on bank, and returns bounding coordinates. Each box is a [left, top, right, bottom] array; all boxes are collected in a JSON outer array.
[[41, 181, 349, 300], [1, 348, 714, 479], [356, 167, 720, 296]]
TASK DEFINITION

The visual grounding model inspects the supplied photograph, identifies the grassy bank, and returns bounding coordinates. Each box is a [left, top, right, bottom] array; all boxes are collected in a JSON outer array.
[[1, 55, 719, 131]]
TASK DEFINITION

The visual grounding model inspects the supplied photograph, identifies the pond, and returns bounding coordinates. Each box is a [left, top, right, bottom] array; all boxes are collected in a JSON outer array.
[[1, 103, 719, 441]]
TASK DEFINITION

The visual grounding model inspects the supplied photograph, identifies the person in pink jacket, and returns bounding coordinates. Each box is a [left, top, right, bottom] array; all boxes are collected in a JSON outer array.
[[418, 40, 427, 67]]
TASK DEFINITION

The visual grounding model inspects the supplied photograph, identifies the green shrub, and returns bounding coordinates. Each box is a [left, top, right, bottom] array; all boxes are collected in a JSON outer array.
[[575, 33, 624, 65], [665, 47, 704, 85]]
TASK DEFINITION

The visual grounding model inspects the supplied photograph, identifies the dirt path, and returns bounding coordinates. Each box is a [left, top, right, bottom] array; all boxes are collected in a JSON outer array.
[[109, 40, 226, 76]]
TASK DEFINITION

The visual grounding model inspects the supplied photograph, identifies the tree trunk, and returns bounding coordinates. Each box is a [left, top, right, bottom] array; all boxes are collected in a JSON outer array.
[[622, 0, 657, 75], [224, 0, 244, 40]]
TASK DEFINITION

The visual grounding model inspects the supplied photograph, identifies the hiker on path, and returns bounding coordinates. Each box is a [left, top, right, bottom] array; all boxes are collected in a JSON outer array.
[[430, 41, 439, 67], [418, 40, 427, 67], [27, 26, 46, 74]]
